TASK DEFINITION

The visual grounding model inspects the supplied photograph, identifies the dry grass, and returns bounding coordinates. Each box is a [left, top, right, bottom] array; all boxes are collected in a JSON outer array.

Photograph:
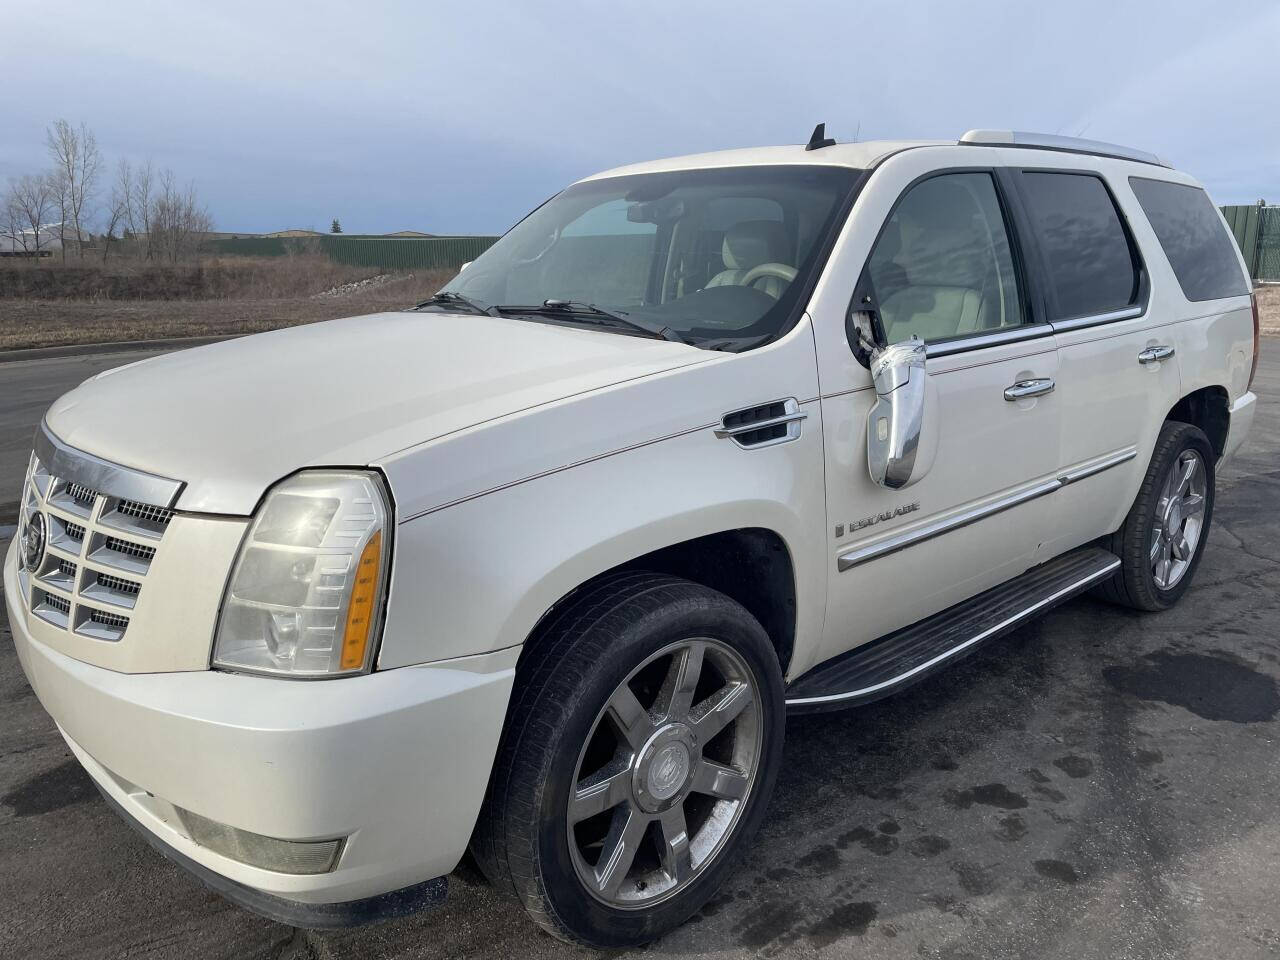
[[0, 255, 420, 301], [0, 260, 454, 351]]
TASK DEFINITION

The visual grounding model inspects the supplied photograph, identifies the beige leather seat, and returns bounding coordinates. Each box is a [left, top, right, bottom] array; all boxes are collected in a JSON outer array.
[[706, 220, 791, 298], [872, 179, 1003, 342]]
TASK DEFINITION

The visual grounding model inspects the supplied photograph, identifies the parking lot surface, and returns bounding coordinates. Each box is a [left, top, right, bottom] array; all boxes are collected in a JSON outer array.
[[1, 342, 1278, 960]]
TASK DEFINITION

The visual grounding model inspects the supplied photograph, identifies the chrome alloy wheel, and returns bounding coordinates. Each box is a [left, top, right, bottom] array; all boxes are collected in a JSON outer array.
[[1151, 448, 1208, 590], [566, 638, 763, 909]]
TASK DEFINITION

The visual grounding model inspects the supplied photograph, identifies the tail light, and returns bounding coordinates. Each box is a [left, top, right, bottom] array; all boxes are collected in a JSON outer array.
[[1249, 292, 1260, 392]]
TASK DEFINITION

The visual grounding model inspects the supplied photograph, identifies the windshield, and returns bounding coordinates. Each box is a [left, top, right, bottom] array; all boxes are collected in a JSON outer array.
[[438, 165, 861, 350]]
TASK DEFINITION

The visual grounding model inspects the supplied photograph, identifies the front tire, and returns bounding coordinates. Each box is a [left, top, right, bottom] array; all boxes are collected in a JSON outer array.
[[471, 572, 785, 947], [1097, 420, 1215, 611]]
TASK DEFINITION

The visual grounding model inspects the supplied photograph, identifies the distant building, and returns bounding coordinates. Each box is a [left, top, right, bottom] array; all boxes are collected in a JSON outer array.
[[264, 229, 326, 238], [0, 222, 63, 256], [198, 231, 263, 241]]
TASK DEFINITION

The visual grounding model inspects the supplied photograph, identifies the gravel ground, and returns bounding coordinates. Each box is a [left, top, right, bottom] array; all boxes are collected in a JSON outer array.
[[0, 343, 1277, 960]]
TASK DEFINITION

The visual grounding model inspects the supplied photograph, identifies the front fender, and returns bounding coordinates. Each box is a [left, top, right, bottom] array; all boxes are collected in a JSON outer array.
[[375, 410, 826, 672]]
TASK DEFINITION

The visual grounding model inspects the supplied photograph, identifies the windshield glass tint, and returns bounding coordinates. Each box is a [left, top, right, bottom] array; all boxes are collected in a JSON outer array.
[[441, 165, 860, 349]]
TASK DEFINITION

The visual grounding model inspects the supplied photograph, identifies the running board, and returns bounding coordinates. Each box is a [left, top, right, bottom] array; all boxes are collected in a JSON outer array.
[[785, 547, 1120, 713]]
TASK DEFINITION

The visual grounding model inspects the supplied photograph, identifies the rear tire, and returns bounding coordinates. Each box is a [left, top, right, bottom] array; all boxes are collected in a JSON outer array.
[[1096, 421, 1215, 611], [470, 571, 785, 947]]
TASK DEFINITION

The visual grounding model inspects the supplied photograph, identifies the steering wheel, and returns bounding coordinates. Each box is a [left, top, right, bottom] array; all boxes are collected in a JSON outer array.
[[741, 262, 798, 296]]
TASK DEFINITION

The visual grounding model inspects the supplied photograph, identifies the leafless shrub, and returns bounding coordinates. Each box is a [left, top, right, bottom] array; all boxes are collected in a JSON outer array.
[[149, 169, 214, 264], [115, 158, 155, 259]]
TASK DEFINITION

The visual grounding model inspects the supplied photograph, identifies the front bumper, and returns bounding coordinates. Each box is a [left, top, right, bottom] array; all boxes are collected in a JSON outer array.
[[5, 539, 518, 917]]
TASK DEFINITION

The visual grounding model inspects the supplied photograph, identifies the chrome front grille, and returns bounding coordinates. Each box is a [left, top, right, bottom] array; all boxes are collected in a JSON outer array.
[[16, 442, 181, 643], [118, 498, 173, 527]]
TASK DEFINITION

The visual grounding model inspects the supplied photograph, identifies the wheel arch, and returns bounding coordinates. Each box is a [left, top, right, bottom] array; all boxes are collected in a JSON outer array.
[[1165, 385, 1230, 460], [522, 526, 799, 678]]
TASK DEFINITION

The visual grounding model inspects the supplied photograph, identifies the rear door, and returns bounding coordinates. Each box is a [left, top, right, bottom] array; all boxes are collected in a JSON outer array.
[[1007, 165, 1183, 559]]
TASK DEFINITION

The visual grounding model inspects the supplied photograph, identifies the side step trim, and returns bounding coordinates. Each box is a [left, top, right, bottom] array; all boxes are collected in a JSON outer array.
[[787, 550, 1120, 711]]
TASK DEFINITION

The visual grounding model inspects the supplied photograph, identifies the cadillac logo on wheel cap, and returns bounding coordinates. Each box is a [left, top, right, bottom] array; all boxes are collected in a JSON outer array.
[[20, 512, 46, 572]]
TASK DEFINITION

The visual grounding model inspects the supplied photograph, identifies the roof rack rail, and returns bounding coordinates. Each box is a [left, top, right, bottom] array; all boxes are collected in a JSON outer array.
[[958, 129, 1170, 168]]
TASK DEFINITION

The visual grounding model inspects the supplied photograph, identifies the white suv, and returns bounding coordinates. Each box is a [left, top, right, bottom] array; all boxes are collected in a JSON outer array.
[[5, 128, 1259, 946]]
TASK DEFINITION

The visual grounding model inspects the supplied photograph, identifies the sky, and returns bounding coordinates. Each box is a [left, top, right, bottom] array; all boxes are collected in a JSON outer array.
[[2, 0, 1277, 236]]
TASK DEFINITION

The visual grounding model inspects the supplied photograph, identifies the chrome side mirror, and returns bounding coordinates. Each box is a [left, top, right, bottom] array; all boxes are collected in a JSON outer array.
[[866, 336, 927, 489]]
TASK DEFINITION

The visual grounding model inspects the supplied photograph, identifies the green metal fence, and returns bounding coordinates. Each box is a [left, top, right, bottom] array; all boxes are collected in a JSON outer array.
[[208, 235, 499, 271], [1221, 204, 1280, 282]]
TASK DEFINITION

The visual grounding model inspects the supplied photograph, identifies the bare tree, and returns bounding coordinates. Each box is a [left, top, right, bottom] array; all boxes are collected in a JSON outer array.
[[117, 158, 156, 260], [3, 174, 56, 256], [100, 182, 128, 263], [45, 119, 102, 258], [47, 168, 70, 261], [150, 168, 214, 263]]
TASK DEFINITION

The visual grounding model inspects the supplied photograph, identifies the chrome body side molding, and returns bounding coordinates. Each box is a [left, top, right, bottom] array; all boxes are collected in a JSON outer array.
[[1057, 447, 1137, 485], [838, 479, 1061, 571], [837, 446, 1137, 571]]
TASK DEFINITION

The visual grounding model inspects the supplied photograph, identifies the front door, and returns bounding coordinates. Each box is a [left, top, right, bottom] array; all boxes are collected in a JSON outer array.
[[806, 161, 1063, 672]]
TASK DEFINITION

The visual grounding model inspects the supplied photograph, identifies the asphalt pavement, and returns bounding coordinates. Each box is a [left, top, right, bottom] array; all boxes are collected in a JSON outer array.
[[1, 341, 1278, 960], [0, 346, 174, 526]]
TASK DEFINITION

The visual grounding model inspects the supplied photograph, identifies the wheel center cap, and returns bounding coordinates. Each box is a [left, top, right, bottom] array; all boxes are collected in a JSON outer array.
[[647, 742, 691, 801], [633, 723, 696, 811]]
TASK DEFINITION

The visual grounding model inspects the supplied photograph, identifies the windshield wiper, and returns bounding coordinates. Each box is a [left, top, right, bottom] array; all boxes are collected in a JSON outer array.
[[411, 291, 495, 316], [496, 299, 689, 344]]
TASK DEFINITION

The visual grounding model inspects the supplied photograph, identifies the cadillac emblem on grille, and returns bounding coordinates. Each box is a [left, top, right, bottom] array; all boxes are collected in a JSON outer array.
[[20, 511, 46, 572]]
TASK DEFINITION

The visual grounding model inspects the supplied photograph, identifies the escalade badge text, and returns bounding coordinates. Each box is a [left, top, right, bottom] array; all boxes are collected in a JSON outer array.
[[835, 502, 919, 538]]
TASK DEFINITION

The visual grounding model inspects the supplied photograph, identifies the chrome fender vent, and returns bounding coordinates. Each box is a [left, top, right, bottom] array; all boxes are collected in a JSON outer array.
[[715, 398, 806, 449]]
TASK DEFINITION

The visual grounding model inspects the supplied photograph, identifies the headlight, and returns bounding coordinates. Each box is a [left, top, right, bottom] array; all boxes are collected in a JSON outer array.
[[213, 470, 392, 678]]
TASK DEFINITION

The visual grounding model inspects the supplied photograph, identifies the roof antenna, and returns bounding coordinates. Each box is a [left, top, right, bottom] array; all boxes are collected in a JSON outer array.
[[805, 122, 836, 151]]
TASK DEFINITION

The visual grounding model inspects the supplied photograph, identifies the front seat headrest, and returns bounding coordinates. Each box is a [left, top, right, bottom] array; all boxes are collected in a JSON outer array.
[[722, 220, 787, 272]]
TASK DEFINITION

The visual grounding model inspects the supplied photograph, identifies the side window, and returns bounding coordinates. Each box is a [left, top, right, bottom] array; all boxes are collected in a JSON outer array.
[[866, 172, 1025, 344], [1128, 177, 1250, 302], [1019, 172, 1141, 320]]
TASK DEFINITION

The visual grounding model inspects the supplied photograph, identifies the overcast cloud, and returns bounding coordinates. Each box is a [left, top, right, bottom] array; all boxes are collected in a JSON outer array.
[[2, 0, 1276, 235]]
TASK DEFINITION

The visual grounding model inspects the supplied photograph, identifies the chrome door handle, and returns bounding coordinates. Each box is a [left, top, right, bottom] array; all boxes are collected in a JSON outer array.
[[1138, 345, 1175, 364], [1004, 378, 1055, 401]]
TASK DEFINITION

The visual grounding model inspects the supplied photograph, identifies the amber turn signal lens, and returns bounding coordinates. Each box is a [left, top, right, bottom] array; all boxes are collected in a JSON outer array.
[[340, 530, 383, 670]]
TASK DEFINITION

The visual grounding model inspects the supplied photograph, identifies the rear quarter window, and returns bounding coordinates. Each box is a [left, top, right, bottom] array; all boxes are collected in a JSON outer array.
[[1019, 171, 1142, 320], [1128, 177, 1250, 302]]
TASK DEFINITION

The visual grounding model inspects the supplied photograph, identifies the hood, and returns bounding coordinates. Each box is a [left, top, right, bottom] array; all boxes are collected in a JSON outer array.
[[45, 311, 711, 514]]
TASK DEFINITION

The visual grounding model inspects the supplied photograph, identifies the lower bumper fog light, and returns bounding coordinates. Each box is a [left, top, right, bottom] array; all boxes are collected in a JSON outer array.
[[176, 806, 344, 875]]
